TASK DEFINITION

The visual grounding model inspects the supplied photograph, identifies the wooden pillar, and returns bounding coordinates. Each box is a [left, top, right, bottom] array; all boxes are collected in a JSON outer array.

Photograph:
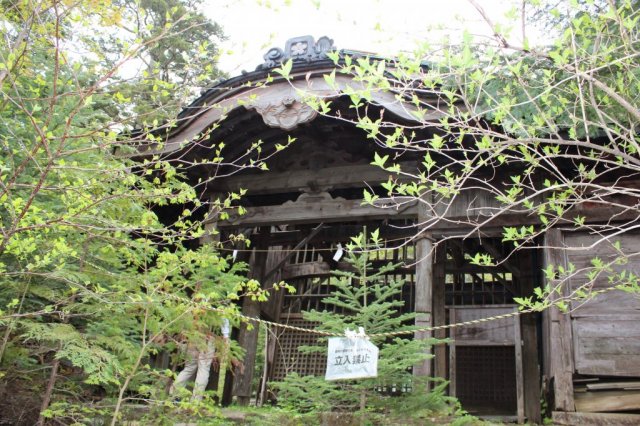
[[519, 249, 542, 423], [201, 195, 223, 395], [233, 227, 269, 405], [448, 308, 457, 397], [514, 309, 525, 424], [414, 232, 434, 379], [544, 229, 575, 412], [415, 192, 435, 383], [433, 243, 447, 380]]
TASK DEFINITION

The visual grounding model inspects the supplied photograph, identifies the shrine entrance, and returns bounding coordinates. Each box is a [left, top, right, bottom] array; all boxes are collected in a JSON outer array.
[[254, 229, 541, 423], [436, 238, 541, 421]]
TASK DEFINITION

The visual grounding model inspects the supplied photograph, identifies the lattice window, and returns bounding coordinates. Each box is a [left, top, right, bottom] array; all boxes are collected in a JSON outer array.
[[270, 317, 326, 381], [368, 243, 415, 263], [275, 240, 416, 380], [282, 239, 415, 315], [445, 272, 515, 306], [288, 240, 416, 265], [290, 242, 324, 264], [282, 272, 416, 316], [282, 276, 337, 314]]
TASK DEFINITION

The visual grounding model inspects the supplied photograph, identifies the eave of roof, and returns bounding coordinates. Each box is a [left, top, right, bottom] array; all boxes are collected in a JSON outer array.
[[132, 36, 435, 157]]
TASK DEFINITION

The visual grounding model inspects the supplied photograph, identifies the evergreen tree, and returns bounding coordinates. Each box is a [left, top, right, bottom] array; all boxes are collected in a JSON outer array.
[[274, 231, 447, 423]]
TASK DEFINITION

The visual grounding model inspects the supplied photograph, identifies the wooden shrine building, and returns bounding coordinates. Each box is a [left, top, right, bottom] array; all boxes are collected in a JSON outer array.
[[136, 36, 640, 424]]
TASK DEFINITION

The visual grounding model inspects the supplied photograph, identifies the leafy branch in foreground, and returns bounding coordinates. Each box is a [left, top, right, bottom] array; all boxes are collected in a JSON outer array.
[[297, 0, 640, 311], [0, 1, 270, 424]]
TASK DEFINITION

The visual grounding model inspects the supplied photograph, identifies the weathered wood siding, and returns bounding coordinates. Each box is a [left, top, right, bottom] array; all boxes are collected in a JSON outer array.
[[542, 229, 575, 411], [563, 231, 640, 377], [451, 306, 518, 344]]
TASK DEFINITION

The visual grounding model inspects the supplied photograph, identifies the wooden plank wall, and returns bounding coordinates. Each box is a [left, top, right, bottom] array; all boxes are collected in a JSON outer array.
[[563, 231, 640, 378], [544, 230, 640, 419]]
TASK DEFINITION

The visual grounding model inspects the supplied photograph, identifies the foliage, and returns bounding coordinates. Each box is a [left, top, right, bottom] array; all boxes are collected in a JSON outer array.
[[0, 1, 261, 424], [273, 231, 450, 424], [300, 0, 640, 312]]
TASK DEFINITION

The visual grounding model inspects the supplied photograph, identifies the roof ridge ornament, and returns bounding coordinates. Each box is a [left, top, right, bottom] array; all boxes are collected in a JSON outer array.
[[258, 35, 335, 70]]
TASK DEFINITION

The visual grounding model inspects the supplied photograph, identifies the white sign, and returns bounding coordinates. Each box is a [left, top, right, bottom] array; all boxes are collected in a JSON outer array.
[[325, 335, 379, 381]]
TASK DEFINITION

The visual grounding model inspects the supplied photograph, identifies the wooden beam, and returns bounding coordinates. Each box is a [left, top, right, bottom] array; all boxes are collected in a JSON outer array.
[[429, 205, 640, 235], [448, 339, 519, 346], [449, 308, 457, 398], [553, 411, 640, 426], [219, 195, 418, 228], [433, 244, 447, 380], [518, 249, 542, 424], [219, 201, 640, 232], [268, 224, 419, 246], [216, 162, 414, 195], [514, 309, 525, 424], [413, 228, 434, 381], [575, 390, 640, 412], [587, 381, 640, 391]]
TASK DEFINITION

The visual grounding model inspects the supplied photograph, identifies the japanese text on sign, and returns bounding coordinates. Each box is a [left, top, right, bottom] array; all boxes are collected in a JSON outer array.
[[325, 336, 378, 381]]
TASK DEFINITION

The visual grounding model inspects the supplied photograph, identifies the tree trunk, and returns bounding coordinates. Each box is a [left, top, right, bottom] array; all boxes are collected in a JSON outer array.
[[37, 356, 60, 426]]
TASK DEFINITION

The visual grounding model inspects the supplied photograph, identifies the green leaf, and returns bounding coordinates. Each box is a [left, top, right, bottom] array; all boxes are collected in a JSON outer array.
[[275, 59, 293, 79], [371, 152, 389, 168]]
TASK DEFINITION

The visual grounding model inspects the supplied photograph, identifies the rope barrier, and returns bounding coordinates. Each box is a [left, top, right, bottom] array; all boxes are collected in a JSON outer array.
[[158, 285, 619, 339], [216, 235, 417, 253]]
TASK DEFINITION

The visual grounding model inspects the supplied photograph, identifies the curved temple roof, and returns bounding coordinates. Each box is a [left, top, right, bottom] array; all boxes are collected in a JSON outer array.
[[134, 36, 446, 157]]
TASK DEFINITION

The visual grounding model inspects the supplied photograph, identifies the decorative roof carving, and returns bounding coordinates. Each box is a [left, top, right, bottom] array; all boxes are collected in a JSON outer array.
[[258, 35, 335, 70], [252, 97, 317, 131]]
